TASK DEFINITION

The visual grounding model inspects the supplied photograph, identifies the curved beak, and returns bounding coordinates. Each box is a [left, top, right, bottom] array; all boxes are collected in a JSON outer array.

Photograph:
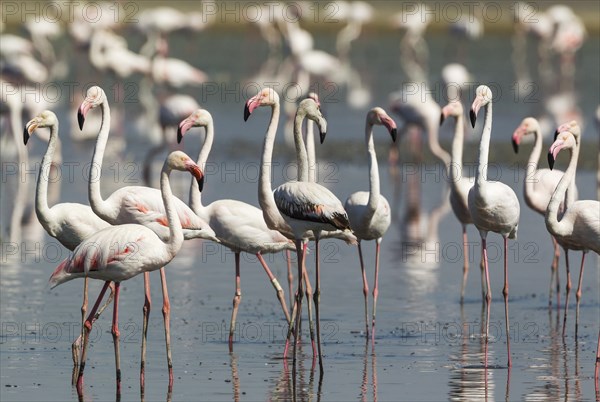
[[244, 95, 261, 122], [511, 126, 525, 154], [24, 118, 38, 145], [470, 97, 482, 128], [177, 118, 193, 144], [548, 139, 565, 170], [186, 160, 205, 192], [439, 106, 450, 126], [78, 100, 92, 130], [315, 115, 328, 144], [380, 114, 398, 142]]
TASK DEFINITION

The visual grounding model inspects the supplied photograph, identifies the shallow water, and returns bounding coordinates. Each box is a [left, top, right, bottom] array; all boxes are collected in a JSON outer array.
[[1, 18, 600, 402]]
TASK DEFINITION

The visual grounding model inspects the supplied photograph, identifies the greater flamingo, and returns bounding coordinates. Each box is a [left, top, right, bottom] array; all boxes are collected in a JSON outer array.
[[469, 85, 520, 368], [78, 86, 217, 387], [24, 110, 112, 365], [546, 122, 600, 382], [344, 107, 396, 341], [244, 88, 352, 375], [546, 121, 600, 330], [177, 108, 293, 351], [50, 151, 203, 395], [511, 117, 579, 307]]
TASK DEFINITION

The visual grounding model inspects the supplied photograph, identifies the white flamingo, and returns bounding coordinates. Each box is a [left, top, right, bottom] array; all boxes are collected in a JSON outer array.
[[177, 108, 294, 351], [244, 88, 353, 375], [469, 85, 520, 368], [344, 107, 397, 341], [49, 151, 203, 395], [78, 86, 217, 387]]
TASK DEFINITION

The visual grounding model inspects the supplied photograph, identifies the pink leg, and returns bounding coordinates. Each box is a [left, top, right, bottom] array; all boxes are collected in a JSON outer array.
[[159, 268, 173, 389], [357, 241, 369, 338], [229, 253, 242, 352], [313, 235, 324, 374], [112, 282, 122, 396], [549, 236, 560, 308], [595, 329, 599, 399], [303, 261, 316, 359], [257, 253, 291, 323], [502, 237, 512, 368], [481, 237, 491, 368], [460, 226, 469, 303], [140, 271, 151, 388], [284, 242, 307, 359], [371, 239, 382, 343], [562, 250, 571, 337], [286, 250, 294, 308], [73, 277, 89, 367], [292, 239, 305, 379], [480, 248, 486, 303], [574, 252, 586, 338], [77, 281, 111, 393]]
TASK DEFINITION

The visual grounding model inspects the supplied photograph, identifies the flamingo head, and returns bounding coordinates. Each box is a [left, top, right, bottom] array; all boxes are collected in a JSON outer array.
[[78, 86, 106, 130], [166, 150, 205, 191], [368, 107, 398, 142], [548, 130, 577, 170], [244, 88, 279, 121], [307, 92, 321, 108], [470, 85, 492, 128], [24, 110, 58, 145], [511, 117, 539, 154], [298, 98, 328, 143], [177, 109, 213, 144], [439, 101, 464, 126], [554, 120, 580, 141]]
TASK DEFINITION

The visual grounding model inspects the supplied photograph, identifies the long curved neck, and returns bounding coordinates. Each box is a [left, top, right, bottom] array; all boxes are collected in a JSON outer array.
[[294, 110, 310, 182], [305, 120, 316, 183], [546, 144, 579, 232], [426, 114, 451, 170], [450, 112, 465, 185], [525, 128, 542, 196], [35, 121, 58, 230], [160, 166, 184, 256], [189, 122, 214, 213], [476, 101, 493, 186], [88, 98, 113, 219], [364, 121, 380, 226]]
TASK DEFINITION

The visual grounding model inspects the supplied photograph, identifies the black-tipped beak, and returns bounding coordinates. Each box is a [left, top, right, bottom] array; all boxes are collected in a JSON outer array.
[[547, 151, 555, 170], [553, 130, 559, 141], [390, 128, 397, 142], [439, 113, 445, 126], [177, 127, 183, 144], [23, 127, 30, 145], [469, 109, 477, 128], [197, 175, 204, 192], [512, 137, 519, 154], [320, 131, 326, 144], [77, 109, 85, 130], [243, 103, 251, 122]]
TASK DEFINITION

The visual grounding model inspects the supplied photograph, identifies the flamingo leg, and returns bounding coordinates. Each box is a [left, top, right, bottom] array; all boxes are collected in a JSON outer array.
[[482, 237, 491, 368], [595, 329, 600, 398], [303, 261, 316, 359], [159, 267, 173, 388], [357, 241, 370, 338], [292, 239, 305, 379], [229, 253, 242, 352], [284, 242, 307, 359], [77, 281, 111, 392], [549, 236, 560, 308], [286, 250, 294, 308], [502, 237, 512, 368], [112, 282, 122, 396], [460, 226, 469, 304], [574, 252, 586, 338], [313, 236, 324, 375], [480, 247, 486, 303], [140, 271, 151, 388], [73, 277, 89, 367], [371, 239, 382, 343], [563, 250, 571, 338], [257, 253, 290, 324]]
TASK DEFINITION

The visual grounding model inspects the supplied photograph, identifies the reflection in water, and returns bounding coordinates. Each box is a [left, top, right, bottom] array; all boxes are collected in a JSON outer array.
[[270, 341, 322, 402], [359, 342, 379, 402], [230, 353, 240, 402]]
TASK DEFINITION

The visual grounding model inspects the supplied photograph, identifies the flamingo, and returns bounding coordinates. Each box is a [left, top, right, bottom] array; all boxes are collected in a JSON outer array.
[[469, 85, 520, 368], [440, 100, 485, 302], [511, 117, 579, 308], [78, 86, 217, 387], [24, 110, 112, 363], [177, 108, 294, 351], [344, 107, 397, 341], [546, 121, 600, 332], [49, 150, 203, 395], [244, 88, 352, 375]]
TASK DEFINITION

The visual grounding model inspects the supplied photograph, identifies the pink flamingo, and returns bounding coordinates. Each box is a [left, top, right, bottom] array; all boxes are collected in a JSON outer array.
[[24, 110, 111, 366], [469, 85, 520, 368], [344, 107, 397, 341], [50, 151, 203, 395], [78, 86, 217, 387], [177, 108, 293, 351], [511, 117, 579, 308], [245, 88, 353, 375], [547, 121, 600, 331]]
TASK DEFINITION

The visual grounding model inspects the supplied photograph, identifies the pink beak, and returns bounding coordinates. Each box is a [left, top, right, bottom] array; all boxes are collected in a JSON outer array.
[[380, 114, 398, 142], [177, 118, 194, 144], [78, 101, 92, 130], [470, 97, 483, 128], [244, 95, 261, 121], [185, 160, 205, 191], [511, 126, 525, 153], [547, 139, 565, 170], [439, 105, 451, 126]]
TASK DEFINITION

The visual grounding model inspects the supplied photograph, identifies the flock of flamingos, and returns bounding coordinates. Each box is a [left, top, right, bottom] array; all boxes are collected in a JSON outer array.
[[1, 1, 599, 398]]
